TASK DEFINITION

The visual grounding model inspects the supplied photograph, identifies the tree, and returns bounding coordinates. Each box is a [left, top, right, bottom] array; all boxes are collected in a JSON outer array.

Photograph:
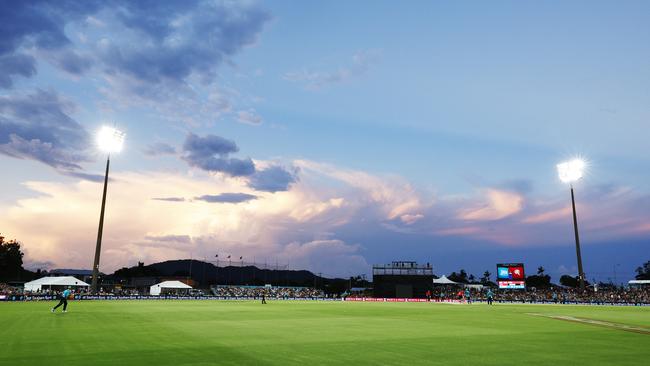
[[560, 275, 578, 287], [480, 271, 491, 284], [113, 262, 161, 278], [448, 269, 469, 283], [468, 274, 476, 283], [526, 273, 551, 288], [635, 261, 650, 280], [537, 266, 545, 276], [560, 275, 589, 288], [0, 234, 25, 281]]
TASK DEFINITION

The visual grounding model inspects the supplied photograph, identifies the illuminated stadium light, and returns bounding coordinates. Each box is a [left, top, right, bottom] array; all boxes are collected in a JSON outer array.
[[96, 126, 125, 153], [557, 158, 585, 184]]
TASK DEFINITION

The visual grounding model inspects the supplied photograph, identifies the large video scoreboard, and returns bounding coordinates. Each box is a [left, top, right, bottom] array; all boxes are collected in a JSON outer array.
[[496, 263, 525, 289]]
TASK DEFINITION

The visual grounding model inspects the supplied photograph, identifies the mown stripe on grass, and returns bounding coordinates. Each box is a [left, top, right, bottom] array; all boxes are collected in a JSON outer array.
[[527, 313, 650, 335]]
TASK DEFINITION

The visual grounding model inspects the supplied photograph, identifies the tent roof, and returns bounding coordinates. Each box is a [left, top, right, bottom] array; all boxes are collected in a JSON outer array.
[[24, 276, 90, 287], [433, 275, 459, 284], [628, 280, 650, 285], [151, 280, 192, 289]]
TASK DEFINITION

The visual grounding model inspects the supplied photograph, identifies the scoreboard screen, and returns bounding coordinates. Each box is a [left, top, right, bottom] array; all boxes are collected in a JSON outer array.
[[496, 263, 525, 289]]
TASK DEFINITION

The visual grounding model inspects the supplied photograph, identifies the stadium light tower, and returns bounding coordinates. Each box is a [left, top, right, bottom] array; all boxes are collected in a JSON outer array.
[[557, 158, 586, 291], [91, 126, 125, 293]]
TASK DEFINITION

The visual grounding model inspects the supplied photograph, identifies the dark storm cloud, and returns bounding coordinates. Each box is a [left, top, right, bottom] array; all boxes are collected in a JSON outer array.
[[181, 133, 254, 177], [0, 90, 90, 168], [249, 165, 299, 193], [195, 193, 257, 204]]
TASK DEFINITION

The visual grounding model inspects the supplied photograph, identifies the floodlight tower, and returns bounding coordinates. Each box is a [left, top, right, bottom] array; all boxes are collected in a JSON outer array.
[[91, 126, 125, 293], [556, 158, 586, 291]]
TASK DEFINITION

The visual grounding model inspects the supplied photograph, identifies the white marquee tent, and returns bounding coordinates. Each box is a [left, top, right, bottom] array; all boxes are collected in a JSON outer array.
[[433, 275, 459, 285], [628, 280, 650, 285], [150, 280, 192, 296], [24, 276, 90, 292]]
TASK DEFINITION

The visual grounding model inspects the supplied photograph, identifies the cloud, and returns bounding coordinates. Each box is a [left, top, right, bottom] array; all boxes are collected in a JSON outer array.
[[295, 159, 421, 220], [281, 240, 369, 277], [237, 109, 263, 125], [0, 170, 368, 275], [1, 163, 649, 276], [22, 259, 56, 271], [458, 189, 524, 221], [195, 193, 257, 204], [400, 214, 424, 225], [181, 133, 254, 177], [0, 1, 270, 134], [143, 142, 176, 156], [0, 0, 101, 87], [99, 1, 270, 85], [144, 235, 192, 244], [0, 89, 96, 177], [249, 165, 298, 193], [284, 50, 380, 90], [0, 1, 269, 89], [91, 0, 271, 124], [151, 197, 185, 202], [180, 133, 298, 192], [522, 206, 572, 224], [0, 54, 37, 88]]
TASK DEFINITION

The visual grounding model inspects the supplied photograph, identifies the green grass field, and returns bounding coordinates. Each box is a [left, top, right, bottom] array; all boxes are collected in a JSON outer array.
[[1, 300, 648, 365]]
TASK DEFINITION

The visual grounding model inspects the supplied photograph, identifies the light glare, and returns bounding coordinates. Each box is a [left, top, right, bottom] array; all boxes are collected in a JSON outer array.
[[557, 158, 585, 183], [97, 126, 125, 153]]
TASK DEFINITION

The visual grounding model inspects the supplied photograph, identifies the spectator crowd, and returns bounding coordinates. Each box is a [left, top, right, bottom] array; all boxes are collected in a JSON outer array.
[[211, 286, 324, 299], [2, 282, 648, 304], [430, 286, 650, 305]]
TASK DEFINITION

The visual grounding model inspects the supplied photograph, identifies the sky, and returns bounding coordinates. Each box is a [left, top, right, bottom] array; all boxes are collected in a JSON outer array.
[[0, 0, 648, 283]]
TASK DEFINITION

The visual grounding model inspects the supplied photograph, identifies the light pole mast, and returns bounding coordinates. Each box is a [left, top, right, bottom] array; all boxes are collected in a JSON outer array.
[[557, 158, 587, 292], [90, 126, 125, 293], [570, 184, 585, 291], [91, 155, 110, 293]]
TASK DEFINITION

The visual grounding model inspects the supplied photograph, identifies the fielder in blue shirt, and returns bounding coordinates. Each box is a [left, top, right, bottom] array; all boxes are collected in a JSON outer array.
[[486, 289, 494, 305], [464, 288, 471, 304], [52, 288, 73, 313]]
